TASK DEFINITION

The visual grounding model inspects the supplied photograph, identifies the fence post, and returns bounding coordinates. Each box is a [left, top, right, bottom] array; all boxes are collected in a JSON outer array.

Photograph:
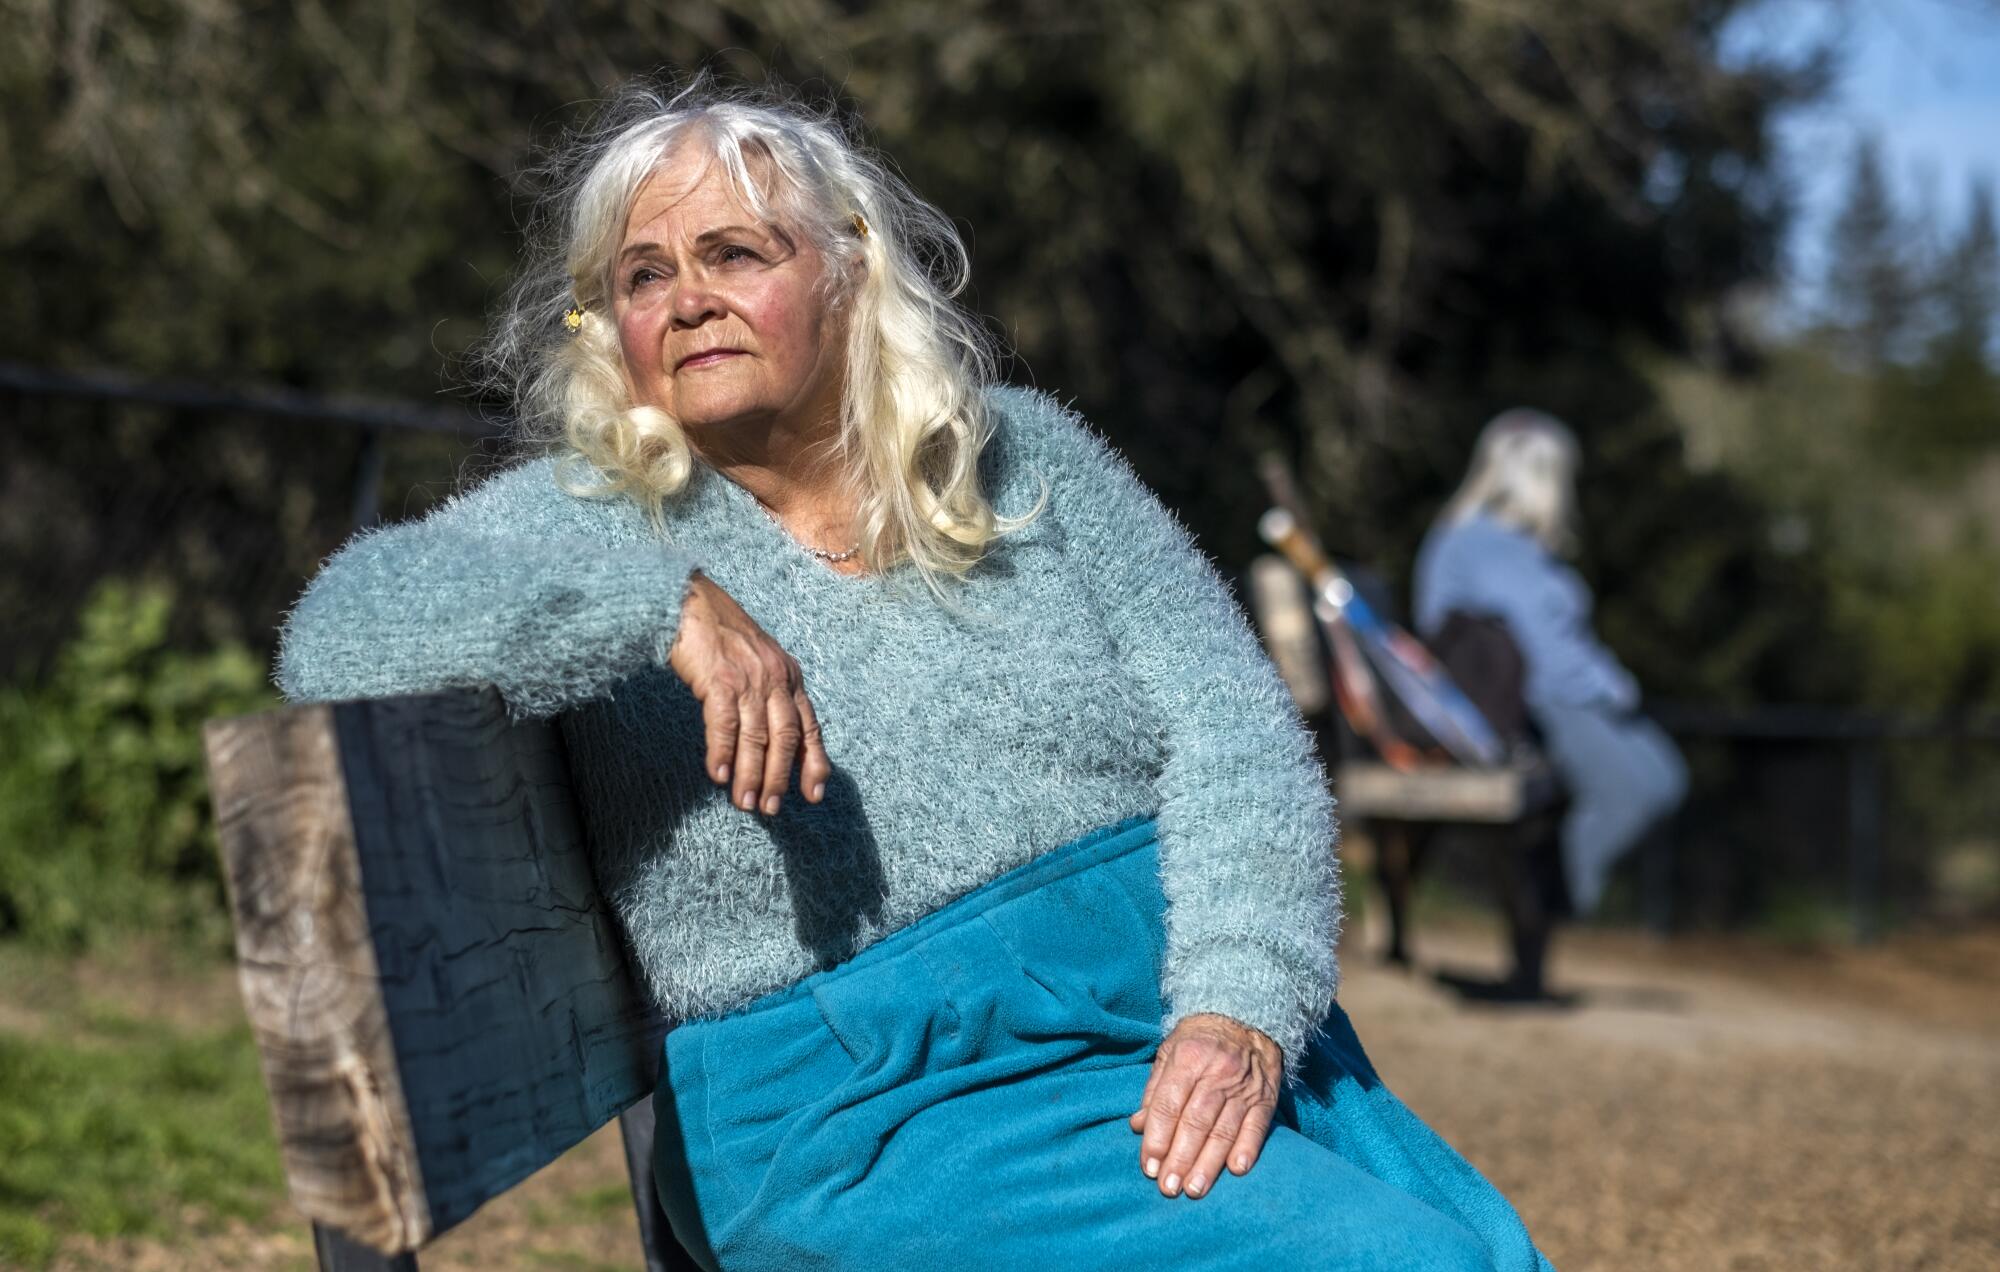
[[1848, 741, 1884, 943], [351, 427, 385, 529], [1645, 804, 1677, 937]]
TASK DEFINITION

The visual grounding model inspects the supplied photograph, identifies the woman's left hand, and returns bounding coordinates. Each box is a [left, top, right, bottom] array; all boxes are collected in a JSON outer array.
[[1128, 1013, 1282, 1200]]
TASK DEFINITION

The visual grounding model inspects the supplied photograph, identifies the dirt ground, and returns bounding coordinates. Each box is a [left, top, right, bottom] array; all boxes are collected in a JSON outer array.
[[1341, 913, 2000, 1271], [40, 915, 2000, 1271]]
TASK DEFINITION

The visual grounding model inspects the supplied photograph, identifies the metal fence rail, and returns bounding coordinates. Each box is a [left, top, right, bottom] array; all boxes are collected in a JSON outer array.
[[0, 361, 507, 536], [0, 361, 499, 437], [0, 364, 505, 679]]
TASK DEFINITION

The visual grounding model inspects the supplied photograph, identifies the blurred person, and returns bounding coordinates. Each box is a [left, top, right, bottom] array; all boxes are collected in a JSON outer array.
[[1415, 409, 1688, 917], [277, 78, 1549, 1271]]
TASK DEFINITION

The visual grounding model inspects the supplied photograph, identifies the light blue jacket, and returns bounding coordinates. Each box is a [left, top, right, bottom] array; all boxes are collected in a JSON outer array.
[[1413, 514, 1639, 713]]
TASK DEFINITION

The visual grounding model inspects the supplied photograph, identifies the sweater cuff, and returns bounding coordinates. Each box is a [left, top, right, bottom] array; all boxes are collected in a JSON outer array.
[[1163, 939, 1338, 1077], [651, 560, 706, 669]]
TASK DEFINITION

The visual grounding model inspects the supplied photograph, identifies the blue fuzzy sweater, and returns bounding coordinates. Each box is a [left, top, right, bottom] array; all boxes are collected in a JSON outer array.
[[277, 386, 1340, 1060]]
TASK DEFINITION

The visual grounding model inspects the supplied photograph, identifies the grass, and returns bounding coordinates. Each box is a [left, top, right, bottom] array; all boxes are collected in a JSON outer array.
[[1753, 887, 1855, 946], [0, 940, 652, 1270], [524, 1180, 636, 1230], [523, 1252, 640, 1272], [0, 944, 285, 1269]]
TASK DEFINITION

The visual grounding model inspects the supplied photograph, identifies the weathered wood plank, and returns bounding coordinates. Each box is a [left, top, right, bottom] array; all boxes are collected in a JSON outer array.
[[206, 703, 430, 1252], [1336, 760, 1533, 822], [338, 690, 669, 1239], [1249, 553, 1329, 715], [205, 690, 668, 1255]]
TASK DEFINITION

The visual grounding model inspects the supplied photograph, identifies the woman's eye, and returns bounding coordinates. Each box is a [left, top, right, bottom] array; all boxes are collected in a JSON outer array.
[[629, 266, 665, 289], [718, 245, 757, 265]]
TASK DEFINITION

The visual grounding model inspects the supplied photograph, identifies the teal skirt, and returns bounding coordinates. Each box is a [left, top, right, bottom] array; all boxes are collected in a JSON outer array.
[[652, 817, 1553, 1271]]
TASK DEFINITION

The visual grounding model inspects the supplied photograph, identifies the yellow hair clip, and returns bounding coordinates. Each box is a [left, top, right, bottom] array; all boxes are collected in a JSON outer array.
[[562, 305, 585, 334], [850, 212, 869, 240]]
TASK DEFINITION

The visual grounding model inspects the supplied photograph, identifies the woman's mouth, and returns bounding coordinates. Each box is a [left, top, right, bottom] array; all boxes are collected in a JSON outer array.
[[676, 348, 746, 371]]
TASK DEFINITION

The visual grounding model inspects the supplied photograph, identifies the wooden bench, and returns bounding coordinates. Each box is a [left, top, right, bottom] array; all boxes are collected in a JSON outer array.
[[201, 688, 699, 1270], [1336, 758, 1566, 994], [1248, 556, 1568, 995]]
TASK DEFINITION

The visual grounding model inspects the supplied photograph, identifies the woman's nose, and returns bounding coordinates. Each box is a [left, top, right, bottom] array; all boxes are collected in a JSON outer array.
[[671, 277, 724, 328]]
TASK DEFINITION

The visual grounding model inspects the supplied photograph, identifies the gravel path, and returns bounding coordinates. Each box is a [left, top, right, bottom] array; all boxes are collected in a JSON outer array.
[[1342, 919, 2000, 1270]]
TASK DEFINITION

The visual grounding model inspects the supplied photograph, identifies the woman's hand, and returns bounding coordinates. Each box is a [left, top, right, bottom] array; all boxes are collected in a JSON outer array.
[[667, 571, 834, 815], [1129, 1013, 1283, 1200]]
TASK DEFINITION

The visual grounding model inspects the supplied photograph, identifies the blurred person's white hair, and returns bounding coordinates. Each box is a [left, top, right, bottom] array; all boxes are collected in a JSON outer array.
[[474, 74, 1032, 590], [1439, 408, 1581, 554]]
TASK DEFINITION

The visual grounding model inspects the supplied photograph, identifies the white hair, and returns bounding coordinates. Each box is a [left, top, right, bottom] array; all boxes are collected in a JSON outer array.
[[1439, 408, 1582, 553], [474, 75, 1031, 589]]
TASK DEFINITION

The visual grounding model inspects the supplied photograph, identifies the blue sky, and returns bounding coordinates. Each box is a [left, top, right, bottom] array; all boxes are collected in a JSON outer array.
[[1724, 0, 2000, 313]]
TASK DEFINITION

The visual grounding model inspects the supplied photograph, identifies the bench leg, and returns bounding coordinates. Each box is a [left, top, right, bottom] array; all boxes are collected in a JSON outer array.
[[619, 1100, 705, 1272], [1375, 821, 1418, 967], [313, 1224, 417, 1272], [1495, 828, 1561, 997]]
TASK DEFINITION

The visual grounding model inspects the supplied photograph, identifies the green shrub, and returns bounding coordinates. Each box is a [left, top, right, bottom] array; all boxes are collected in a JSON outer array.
[[0, 581, 275, 951]]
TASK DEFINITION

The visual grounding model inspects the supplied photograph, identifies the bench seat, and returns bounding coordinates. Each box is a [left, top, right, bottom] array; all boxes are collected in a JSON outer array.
[[1336, 760, 1563, 824]]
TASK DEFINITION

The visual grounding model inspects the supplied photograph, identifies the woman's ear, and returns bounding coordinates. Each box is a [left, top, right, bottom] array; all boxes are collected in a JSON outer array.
[[823, 247, 867, 313]]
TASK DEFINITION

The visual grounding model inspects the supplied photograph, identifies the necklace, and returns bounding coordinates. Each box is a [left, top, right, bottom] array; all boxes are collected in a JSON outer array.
[[801, 541, 862, 564], [749, 495, 861, 563]]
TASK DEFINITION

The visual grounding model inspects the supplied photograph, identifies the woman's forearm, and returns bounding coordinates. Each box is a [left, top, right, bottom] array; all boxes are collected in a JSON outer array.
[[277, 461, 701, 719]]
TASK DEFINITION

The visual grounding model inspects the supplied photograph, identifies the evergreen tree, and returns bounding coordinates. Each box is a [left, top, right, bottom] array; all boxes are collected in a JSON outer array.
[[1935, 178, 1998, 360], [1883, 176, 2000, 470], [1825, 135, 1915, 366]]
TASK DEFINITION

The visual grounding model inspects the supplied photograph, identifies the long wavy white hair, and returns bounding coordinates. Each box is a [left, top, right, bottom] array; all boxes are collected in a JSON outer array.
[[475, 76, 1030, 589], [1438, 408, 1582, 554]]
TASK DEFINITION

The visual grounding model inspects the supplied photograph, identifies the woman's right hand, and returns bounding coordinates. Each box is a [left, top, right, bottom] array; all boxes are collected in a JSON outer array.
[[667, 571, 833, 815]]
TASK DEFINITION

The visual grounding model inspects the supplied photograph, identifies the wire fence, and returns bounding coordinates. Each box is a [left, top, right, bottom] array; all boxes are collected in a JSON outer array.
[[1649, 706, 2000, 939], [0, 361, 505, 682]]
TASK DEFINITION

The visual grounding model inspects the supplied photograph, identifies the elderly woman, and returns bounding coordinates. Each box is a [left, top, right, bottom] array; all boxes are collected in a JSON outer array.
[[279, 82, 1550, 1271], [1415, 409, 1688, 917]]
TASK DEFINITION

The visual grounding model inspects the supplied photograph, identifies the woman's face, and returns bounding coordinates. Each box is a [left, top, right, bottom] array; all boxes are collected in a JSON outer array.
[[612, 145, 846, 444]]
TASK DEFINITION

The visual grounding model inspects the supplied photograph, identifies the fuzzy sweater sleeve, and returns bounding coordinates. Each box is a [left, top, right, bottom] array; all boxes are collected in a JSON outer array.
[[992, 387, 1341, 1064], [275, 456, 702, 720]]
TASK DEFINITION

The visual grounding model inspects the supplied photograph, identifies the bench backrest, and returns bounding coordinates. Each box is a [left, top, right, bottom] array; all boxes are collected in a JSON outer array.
[[202, 689, 668, 1256], [1426, 611, 1532, 747]]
